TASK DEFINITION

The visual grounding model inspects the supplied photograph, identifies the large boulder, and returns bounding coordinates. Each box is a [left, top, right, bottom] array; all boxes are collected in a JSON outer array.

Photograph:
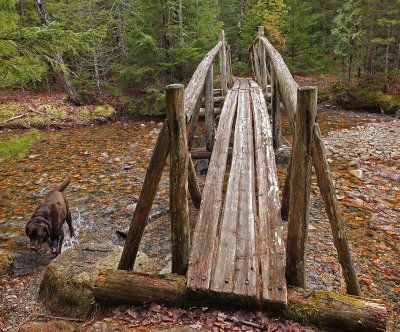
[[0, 249, 14, 275], [38, 244, 157, 318]]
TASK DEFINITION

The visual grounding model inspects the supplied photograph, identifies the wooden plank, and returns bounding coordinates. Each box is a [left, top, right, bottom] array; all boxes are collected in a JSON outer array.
[[166, 84, 190, 275], [286, 87, 317, 289], [271, 66, 282, 149], [118, 121, 170, 270], [239, 79, 250, 89], [210, 89, 257, 297], [251, 86, 287, 303], [187, 89, 238, 290], [185, 42, 222, 121]]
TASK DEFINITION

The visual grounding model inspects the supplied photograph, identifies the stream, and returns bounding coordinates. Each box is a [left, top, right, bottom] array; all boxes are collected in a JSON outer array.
[[0, 107, 399, 329]]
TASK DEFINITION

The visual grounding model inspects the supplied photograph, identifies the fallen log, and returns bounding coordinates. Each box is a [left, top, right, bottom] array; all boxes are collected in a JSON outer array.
[[93, 270, 387, 332], [190, 147, 212, 160], [201, 96, 225, 108], [5, 112, 30, 122], [29, 107, 55, 119]]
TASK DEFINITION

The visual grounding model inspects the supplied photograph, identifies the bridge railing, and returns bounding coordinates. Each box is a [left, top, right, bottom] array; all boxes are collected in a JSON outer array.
[[118, 29, 233, 275], [250, 27, 361, 296]]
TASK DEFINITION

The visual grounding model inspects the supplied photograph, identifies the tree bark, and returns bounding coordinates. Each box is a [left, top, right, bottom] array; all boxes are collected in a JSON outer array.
[[34, 0, 84, 106], [94, 270, 387, 332], [285, 87, 317, 289], [166, 84, 190, 275]]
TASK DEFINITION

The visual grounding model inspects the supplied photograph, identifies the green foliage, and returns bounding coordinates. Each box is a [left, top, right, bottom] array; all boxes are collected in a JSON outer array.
[[93, 105, 116, 117], [0, 130, 39, 161], [232, 61, 250, 77]]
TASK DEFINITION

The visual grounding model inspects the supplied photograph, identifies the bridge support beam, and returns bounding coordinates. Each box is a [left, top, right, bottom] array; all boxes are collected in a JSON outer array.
[[94, 270, 387, 332], [285, 87, 317, 289], [166, 84, 190, 275]]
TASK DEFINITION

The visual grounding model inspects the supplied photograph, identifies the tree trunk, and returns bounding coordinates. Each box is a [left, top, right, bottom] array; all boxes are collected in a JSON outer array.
[[94, 270, 387, 332], [383, 26, 390, 92], [235, 0, 246, 60], [34, 0, 84, 106]]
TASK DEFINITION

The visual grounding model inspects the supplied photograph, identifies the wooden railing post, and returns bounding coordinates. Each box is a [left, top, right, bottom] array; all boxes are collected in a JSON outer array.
[[218, 29, 228, 96], [205, 64, 214, 151], [285, 86, 317, 289], [226, 45, 234, 88], [258, 26, 268, 93], [166, 84, 190, 275], [271, 66, 282, 149]]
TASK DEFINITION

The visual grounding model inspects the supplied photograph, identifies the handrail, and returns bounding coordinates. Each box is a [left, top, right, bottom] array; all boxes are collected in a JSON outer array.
[[184, 41, 222, 121], [250, 36, 298, 130], [249, 27, 361, 296]]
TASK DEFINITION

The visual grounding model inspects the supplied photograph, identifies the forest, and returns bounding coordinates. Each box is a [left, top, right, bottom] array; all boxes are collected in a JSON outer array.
[[1, 0, 399, 115], [1, 0, 400, 331]]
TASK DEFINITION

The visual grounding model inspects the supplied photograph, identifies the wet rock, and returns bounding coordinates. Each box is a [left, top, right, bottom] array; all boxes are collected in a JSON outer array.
[[19, 320, 79, 332], [0, 249, 13, 275], [38, 244, 156, 318], [349, 169, 363, 180], [348, 159, 359, 167]]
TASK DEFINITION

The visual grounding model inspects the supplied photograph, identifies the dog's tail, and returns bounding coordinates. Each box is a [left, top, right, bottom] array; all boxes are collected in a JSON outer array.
[[55, 177, 71, 192]]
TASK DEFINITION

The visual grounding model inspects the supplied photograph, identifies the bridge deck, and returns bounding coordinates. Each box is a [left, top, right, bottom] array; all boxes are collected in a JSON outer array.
[[187, 79, 287, 305]]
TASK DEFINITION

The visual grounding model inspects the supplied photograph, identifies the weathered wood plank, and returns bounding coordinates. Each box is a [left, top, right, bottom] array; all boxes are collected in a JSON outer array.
[[166, 84, 190, 275], [118, 121, 170, 270], [251, 86, 287, 303], [210, 88, 257, 297], [286, 87, 317, 289], [185, 41, 222, 121], [187, 89, 238, 290]]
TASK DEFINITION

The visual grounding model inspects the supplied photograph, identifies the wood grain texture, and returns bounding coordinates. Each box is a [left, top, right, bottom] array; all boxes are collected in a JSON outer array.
[[187, 88, 238, 289], [166, 84, 190, 275], [252, 87, 287, 303], [218, 29, 228, 95], [210, 87, 258, 297], [285, 87, 317, 289]]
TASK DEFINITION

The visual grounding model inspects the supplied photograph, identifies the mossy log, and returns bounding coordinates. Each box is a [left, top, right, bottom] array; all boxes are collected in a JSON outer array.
[[94, 270, 386, 332]]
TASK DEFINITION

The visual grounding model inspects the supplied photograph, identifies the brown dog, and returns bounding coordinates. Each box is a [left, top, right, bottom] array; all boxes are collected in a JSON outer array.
[[25, 177, 74, 256]]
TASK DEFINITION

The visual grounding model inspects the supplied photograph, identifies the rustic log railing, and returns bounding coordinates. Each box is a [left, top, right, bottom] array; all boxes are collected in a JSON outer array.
[[118, 29, 233, 273], [249, 27, 361, 296]]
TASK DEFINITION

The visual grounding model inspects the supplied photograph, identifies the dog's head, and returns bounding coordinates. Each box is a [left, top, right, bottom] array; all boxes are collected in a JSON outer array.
[[25, 219, 50, 252]]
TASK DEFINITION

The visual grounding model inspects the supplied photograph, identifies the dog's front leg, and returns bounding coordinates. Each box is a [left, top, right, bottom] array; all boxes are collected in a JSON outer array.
[[55, 229, 65, 256]]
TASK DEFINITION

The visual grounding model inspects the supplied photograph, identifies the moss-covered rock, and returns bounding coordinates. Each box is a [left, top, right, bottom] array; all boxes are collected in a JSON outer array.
[[38, 244, 157, 318], [0, 249, 14, 275]]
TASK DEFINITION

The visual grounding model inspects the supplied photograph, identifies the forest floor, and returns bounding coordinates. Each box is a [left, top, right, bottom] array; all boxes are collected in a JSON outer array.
[[0, 90, 123, 130], [0, 84, 399, 331]]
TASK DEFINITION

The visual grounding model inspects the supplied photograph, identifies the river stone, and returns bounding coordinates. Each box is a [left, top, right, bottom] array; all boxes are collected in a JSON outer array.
[[0, 249, 13, 275], [38, 244, 157, 318]]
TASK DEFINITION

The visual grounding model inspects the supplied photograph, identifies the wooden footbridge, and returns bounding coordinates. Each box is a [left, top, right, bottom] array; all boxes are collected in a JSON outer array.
[[93, 28, 387, 331]]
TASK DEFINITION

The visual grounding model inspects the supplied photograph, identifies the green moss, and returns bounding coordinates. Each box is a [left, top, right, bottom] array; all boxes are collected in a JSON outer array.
[[93, 105, 116, 117], [80, 107, 91, 118], [0, 104, 20, 120], [0, 129, 39, 161]]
